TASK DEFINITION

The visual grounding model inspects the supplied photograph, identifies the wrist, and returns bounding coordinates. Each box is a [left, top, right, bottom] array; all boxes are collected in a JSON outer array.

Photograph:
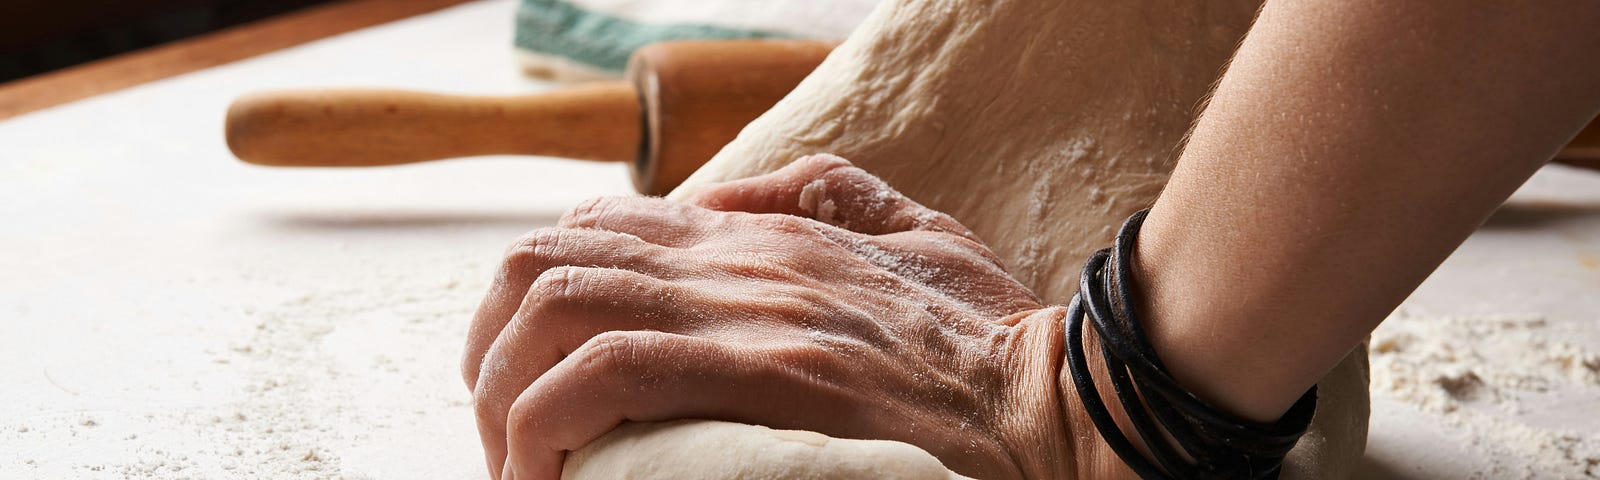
[[1057, 207, 1322, 479], [986, 307, 1109, 480], [986, 307, 1072, 480], [1047, 308, 1142, 480], [1131, 205, 1307, 423]]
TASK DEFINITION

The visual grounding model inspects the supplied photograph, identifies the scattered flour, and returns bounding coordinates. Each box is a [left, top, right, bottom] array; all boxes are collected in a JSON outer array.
[[3, 269, 485, 480], [1370, 311, 1600, 478], [838, 237, 944, 289], [1009, 137, 1102, 290]]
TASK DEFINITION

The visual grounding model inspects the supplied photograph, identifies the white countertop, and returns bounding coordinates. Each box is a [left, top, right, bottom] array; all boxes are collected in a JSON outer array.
[[2, 1, 1596, 478]]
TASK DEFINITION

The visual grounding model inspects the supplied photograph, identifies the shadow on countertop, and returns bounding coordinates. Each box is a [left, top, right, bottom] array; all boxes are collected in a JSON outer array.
[[258, 209, 566, 231], [1481, 200, 1600, 230], [1354, 453, 1433, 480]]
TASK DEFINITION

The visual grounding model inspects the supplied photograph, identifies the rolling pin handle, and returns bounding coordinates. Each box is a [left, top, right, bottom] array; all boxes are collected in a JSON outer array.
[[225, 83, 641, 168]]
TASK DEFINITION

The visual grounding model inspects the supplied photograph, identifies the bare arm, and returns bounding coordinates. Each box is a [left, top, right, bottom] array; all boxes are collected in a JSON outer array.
[[1137, 0, 1600, 421]]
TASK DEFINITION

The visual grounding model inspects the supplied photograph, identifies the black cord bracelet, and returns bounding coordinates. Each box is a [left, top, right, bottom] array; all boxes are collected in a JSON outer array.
[[1064, 209, 1318, 480]]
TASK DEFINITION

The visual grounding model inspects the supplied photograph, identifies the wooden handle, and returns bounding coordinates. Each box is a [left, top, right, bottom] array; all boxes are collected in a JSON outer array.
[[225, 81, 640, 167], [628, 40, 838, 195]]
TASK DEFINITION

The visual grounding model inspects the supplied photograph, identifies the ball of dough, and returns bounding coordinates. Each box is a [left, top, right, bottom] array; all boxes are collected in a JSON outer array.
[[564, 420, 973, 480]]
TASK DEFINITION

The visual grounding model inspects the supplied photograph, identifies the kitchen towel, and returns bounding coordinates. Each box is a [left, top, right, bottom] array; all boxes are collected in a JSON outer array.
[[515, 0, 877, 81]]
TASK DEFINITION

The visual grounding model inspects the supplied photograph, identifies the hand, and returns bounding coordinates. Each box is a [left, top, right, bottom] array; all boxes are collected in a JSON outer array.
[[461, 155, 1083, 480]]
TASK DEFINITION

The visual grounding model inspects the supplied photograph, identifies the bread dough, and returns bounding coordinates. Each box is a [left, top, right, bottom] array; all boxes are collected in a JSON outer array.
[[571, 0, 1369, 478], [564, 420, 973, 480]]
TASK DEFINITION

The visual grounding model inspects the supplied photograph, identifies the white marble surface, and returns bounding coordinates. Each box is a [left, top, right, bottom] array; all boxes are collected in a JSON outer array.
[[1359, 165, 1600, 479], [2, 1, 630, 478], [1, 0, 1597, 478]]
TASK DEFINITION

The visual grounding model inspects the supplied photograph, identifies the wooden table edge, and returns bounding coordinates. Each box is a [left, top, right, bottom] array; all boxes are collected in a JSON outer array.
[[0, 0, 475, 121]]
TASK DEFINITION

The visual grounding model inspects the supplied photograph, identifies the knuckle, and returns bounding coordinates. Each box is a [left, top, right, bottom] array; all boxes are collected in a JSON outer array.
[[748, 213, 819, 236], [472, 388, 520, 437], [771, 343, 834, 368], [574, 331, 649, 374], [707, 252, 797, 281], [558, 197, 605, 228], [470, 382, 500, 415], [526, 266, 586, 308], [503, 228, 564, 271], [517, 269, 597, 336], [755, 288, 822, 322], [941, 234, 1008, 268], [562, 196, 609, 226], [560, 196, 632, 228], [761, 343, 846, 385], [824, 165, 881, 190], [891, 230, 1005, 270], [469, 349, 516, 410], [799, 153, 853, 172], [921, 214, 980, 240], [503, 396, 545, 441]]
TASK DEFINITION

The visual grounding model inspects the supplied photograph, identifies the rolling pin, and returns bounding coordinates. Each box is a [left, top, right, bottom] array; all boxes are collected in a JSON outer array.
[[227, 39, 1600, 195], [226, 40, 835, 195]]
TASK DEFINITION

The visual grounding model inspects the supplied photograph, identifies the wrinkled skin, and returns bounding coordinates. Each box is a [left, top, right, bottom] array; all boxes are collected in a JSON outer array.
[[460, 155, 1107, 480]]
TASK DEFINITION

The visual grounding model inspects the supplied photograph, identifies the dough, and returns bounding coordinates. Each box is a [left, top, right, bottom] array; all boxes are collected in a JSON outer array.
[[575, 0, 1370, 478], [565, 420, 972, 480]]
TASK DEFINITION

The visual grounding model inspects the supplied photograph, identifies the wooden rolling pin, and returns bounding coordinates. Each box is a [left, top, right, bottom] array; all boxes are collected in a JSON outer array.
[[226, 40, 835, 195], [227, 39, 1600, 195]]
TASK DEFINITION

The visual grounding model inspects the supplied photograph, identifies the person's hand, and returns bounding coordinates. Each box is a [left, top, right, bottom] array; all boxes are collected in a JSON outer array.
[[461, 155, 1083, 480]]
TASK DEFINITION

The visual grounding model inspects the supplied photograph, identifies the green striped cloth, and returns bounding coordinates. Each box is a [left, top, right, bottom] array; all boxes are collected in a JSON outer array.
[[514, 0, 877, 81]]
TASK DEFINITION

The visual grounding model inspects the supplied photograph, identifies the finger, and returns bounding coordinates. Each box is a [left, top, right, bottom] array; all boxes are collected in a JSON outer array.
[[502, 331, 857, 480], [472, 266, 709, 478], [685, 154, 853, 215], [557, 196, 718, 248], [462, 228, 676, 391], [686, 153, 977, 239]]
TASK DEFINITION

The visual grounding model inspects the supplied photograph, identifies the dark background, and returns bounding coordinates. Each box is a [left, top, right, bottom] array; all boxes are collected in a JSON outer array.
[[1, 0, 338, 83]]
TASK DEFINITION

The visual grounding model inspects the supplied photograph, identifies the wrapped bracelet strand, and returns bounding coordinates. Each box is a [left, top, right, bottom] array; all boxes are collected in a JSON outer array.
[[1064, 209, 1318, 480]]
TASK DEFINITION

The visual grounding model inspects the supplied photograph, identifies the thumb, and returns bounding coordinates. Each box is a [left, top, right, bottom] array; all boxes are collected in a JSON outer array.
[[686, 154, 977, 239]]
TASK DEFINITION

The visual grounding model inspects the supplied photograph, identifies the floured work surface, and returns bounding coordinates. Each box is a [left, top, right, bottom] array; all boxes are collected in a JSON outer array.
[[1359, 167, 1600, 479], [0, 1, 631, 478], [0, 0, 1597, 477]]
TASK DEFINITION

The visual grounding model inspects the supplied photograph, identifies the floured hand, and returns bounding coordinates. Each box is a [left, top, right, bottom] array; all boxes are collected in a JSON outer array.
[[460, 156, 1085, 480]]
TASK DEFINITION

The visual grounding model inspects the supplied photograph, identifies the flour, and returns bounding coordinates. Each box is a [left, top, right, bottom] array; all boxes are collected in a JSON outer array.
[[1371, 311, 1600, 478], [798, 178, 839, 225], [3, 267, 487, 479]]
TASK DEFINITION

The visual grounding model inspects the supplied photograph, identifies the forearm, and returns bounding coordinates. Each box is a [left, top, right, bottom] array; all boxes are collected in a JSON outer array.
[[1138, 0, 1600, 421]]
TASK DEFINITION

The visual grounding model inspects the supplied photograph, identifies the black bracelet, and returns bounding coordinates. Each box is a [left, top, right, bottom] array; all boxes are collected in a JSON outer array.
[[1064, 209, 1317, 480]]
